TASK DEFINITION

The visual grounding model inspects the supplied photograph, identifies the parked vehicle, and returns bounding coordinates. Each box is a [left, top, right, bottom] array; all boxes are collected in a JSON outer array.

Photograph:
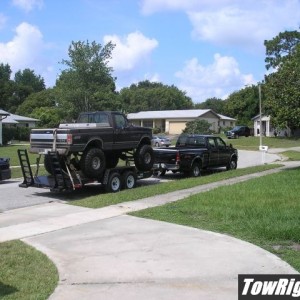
[[152, 136, 171, 147], [19, 111, 155, 193], [0, 157, 11, 181], [226, 126, 251, 139], [153, 134, 238, 177]]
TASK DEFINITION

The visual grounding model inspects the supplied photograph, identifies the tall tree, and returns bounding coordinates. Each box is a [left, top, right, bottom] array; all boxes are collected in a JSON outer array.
[[264, 30, 300, 70], [56, 40, 118, 120], [265, 44, 300, 133], [119, 80, 193, 113], [224, 85, 259, 125], [0, 63, 14, 111], [9, 68, 45, 113], [194, 97, 226, 114]]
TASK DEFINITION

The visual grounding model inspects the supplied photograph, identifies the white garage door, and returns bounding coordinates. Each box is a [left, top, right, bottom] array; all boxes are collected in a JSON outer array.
[[169, 122, 186, 134]]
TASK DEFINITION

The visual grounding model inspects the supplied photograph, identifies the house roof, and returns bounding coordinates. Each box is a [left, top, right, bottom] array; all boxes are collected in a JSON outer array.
[[0, 109, 9, 117], [251, 115, 270, 121], [127, 109, 235, 121], [2, 115, 19, 124], [9, 113, 39, 122], [128, 109, 216, 120], [0, 110, 39, 123], [218, 114, 236, 121]]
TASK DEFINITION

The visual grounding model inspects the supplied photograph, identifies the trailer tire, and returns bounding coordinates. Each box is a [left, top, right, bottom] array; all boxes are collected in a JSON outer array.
[[122, 171, 137, 189], [105, 172, 121, 193], [81, 148, 106, 179], [134, 144, 154, 171]]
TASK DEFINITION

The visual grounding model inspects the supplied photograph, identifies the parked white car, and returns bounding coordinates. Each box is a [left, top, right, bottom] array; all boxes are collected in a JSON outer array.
[[152, 136, 171, 147]]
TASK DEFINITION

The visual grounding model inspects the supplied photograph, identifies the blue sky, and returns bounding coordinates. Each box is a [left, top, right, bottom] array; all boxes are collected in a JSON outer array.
[[1, 0, 300, 103]]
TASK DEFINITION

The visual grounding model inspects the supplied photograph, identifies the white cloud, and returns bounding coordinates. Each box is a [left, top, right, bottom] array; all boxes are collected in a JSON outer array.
[[12, 0, 43, 12], [140, 0, 201, 15], [103, 31, 158, 71], [175, 54, 256, 102], [0, 22, 56, 86], [141, 0, 300, 51], [0, 22, 43, 69]]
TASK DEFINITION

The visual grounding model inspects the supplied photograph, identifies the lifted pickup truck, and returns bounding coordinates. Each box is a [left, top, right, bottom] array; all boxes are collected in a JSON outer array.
[[153, 134, 238, 177], [18, 111, 154, 193], [0, 157, 11, 181]]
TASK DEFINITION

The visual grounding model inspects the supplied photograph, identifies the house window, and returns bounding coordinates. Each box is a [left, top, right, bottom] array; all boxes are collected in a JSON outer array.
[[143, 120, 153, 128]]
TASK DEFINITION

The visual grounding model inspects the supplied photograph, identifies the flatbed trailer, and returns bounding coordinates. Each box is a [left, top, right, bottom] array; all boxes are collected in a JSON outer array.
[[17, 149, 152, 193]]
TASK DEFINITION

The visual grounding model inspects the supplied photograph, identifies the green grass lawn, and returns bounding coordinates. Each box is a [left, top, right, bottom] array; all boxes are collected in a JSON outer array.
[[132, 167, 300, 271], [222, 135, 300, 151], [0, 144, 36, 166], [71, 164, 281, 208], [0, 240, 58, 300]]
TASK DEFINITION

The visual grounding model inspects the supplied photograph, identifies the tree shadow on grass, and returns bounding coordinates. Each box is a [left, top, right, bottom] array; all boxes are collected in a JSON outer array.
[[0, 281, 18, 297]]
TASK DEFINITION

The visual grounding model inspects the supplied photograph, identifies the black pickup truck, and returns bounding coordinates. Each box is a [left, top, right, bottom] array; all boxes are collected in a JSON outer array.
[[0, 157, 11, 181], [153, 134, 238, 177], [29, 111, 154, 179]]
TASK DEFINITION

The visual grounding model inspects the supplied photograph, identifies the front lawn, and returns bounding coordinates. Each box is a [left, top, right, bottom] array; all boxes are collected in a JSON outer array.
[[132, 167, 300, 271], [71, 164, 281, 208], [223, 135, 300, 151], [0, 240, 58, 300]]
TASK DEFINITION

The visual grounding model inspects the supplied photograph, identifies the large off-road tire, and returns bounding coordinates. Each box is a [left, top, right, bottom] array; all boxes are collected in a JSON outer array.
[[134, 144, 154, 171], [80, 148, 106, 179], [44, 154, 66, 175], [44, 154, 53, 174]]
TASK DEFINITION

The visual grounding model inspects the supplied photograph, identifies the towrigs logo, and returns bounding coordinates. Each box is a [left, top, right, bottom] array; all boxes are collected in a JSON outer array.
[[238, 275, 300, 299]]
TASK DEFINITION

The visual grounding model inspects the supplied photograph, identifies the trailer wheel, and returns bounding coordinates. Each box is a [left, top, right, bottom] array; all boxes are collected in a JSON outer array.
[[122, 171, 137, 189], [81, 148, 106, 179], [105, 172, 121, 193], [134, 144, 154, 171]]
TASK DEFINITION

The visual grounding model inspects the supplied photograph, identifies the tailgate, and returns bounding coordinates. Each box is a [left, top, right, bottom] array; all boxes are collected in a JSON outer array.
[[153, 147, 178, 164], [30, 128, 70, 153]]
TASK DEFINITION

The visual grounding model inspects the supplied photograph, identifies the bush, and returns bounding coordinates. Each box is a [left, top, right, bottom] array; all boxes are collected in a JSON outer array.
[[182, 119, 212, 134], [152, 127, 162, 134], [1, 127, 30, 144]]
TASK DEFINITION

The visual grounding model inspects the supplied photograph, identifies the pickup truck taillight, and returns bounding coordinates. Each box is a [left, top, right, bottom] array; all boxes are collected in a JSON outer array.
[[67, 134, 73, 144], [176, 151, 180, 165]]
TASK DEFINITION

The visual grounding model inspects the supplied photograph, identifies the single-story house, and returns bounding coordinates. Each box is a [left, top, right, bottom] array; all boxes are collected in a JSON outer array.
[[0, 109, 39, 145], [252, 115, 292, 137], [127, 109, 236, 135], [0, 109, 10, 145]]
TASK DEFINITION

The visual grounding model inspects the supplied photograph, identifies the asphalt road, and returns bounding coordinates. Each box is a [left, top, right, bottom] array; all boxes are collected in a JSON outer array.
[[0, 150, 281, 212]]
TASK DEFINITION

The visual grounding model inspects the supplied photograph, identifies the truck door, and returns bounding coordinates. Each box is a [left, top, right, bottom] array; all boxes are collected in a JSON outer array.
[[112, 113, 138, 149], [207, 137, 219, 166], [215, 137, 229, 165]]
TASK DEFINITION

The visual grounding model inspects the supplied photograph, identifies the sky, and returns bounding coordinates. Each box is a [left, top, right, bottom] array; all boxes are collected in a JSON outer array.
[[1, 0, 300, 104]]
